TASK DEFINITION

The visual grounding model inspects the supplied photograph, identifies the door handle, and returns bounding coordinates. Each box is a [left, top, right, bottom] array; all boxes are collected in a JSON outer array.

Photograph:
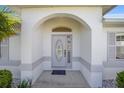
[[64, 50, 66, 57], [67, 51, 71, 63]]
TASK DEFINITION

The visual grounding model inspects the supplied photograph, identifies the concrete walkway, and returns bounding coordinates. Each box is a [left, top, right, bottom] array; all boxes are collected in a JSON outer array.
[[32, 70, 90, 88]]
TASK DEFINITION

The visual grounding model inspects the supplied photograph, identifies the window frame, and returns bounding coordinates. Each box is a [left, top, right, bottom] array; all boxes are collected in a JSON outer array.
[[0, 39, 9, 60], [115, 33, 124, 61]]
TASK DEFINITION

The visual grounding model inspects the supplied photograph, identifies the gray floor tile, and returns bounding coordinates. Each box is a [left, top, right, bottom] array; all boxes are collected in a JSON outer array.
[[32, 70, 90, 88]]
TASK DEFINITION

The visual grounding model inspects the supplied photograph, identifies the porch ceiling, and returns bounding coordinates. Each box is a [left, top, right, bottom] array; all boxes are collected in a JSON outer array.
[[8, 5, 115, 15]]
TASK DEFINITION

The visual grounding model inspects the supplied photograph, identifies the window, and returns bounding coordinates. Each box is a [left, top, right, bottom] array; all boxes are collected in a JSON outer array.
[[116, 33, 124, 59], [0, 39, 9, 60], [52, 27, 72, 32]]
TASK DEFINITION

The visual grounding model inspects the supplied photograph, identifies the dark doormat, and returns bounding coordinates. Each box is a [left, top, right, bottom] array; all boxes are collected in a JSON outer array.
[[51, 70, 66, 75]]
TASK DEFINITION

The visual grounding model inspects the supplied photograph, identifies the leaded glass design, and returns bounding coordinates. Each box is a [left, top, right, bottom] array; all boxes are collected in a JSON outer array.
[[55, 40, 63, 62]]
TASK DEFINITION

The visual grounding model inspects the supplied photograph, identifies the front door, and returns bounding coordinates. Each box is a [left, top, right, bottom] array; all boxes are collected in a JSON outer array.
[[52, 35, 72, 69]]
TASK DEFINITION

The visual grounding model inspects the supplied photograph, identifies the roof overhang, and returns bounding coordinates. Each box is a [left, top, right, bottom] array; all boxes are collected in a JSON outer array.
[[102, 5, 116, 15], [8, 5, 115, 15], [103, 18, 124, 27]]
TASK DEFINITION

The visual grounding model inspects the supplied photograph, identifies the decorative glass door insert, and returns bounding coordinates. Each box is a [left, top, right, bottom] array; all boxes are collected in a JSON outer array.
[[55, 40, 63, 62]]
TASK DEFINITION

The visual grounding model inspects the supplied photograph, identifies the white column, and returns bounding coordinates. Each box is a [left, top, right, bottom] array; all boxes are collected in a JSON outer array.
[[90, 24, 104, 87], [90, 8, 104, 88], [21, 15, 33, 81]]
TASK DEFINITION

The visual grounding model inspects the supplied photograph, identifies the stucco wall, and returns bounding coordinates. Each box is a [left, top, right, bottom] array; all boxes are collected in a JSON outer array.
[[21, 11, 33, 64], [32, 26, 44, 62], [80, 27, 91, 63]]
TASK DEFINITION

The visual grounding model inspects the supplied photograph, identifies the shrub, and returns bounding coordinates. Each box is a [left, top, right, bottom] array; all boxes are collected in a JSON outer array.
[[0, 69, 12, 88], [116, 71, 124, 88], [18, 79, 32, 88]]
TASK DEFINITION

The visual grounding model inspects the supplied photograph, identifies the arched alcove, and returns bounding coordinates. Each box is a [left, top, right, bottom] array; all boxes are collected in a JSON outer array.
[[32, 12, 92, 63], [33, 13, 91, 31], [32, 13, 92, 63]]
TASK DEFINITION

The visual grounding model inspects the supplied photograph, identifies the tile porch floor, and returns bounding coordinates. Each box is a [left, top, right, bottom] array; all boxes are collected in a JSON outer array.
[[32, 70, 90, 88]]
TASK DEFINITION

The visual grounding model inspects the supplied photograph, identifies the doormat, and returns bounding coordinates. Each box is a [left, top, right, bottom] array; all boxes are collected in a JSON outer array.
[[51, 70, 66, 75]]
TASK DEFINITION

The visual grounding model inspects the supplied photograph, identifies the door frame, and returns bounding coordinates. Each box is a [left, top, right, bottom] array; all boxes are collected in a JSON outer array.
[[51, 34, 72, 69]]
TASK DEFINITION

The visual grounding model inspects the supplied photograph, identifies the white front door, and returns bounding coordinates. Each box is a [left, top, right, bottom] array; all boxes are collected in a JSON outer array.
[[52, 35, 72, 68]]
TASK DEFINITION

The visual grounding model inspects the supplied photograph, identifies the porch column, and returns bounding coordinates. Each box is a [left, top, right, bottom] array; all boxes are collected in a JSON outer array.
[[21, 18, 33, 81], [90, 19, 105, 88], [87, 8, 105, 88], [90, 28, 106, 87]]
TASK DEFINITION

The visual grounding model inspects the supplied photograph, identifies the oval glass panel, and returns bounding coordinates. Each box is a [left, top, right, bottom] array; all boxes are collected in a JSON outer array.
[[55, 40, 63, 62]]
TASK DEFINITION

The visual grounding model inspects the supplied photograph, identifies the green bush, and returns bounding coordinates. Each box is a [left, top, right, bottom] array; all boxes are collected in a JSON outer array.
[[0, 69, 12, 88], [18, 79, 32, 88], [116, 71, 124, 88]]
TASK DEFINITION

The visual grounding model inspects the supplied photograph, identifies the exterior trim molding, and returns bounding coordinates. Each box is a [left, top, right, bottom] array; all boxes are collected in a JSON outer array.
[[21, 57, 51, 70], [103, 61, 124, 68], [32, 56, 103, 72], [79, 58, 103, 72], [0, 60, 21, 66], [0, 57, 103, 72]]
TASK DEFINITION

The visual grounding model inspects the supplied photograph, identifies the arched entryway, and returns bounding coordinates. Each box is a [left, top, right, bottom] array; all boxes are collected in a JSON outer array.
[[33, 14, 91, 69], [31, 13, 92, 87]]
